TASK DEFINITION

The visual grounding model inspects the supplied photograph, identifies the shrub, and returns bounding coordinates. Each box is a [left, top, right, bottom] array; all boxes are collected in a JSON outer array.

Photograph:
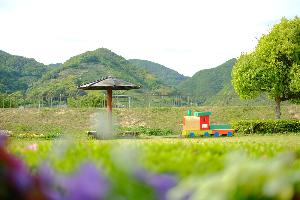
[[232, 120, 300, 134], [119, 127, 173, 136], [67, 92, 105, 108]]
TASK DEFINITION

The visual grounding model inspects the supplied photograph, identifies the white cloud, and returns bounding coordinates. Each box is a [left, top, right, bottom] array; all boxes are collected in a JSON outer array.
[[0, 0, 299, 76]]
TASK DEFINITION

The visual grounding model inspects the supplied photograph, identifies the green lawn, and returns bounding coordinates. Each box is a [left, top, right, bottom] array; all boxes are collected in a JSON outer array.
[[8, 135, 300, 177], [1, 105, 299, 137], [6, 135, 300, 199], [2, 107, 300, 199]]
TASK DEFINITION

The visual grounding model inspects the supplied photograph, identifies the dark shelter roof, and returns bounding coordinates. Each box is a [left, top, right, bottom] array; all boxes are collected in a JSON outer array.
[[78, 76, 141, 90]]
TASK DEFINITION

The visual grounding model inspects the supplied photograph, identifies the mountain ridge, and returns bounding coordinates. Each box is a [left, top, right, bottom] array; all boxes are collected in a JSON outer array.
[[0, 50, 48, 93], [129, 59, 188, 87], [177, 58, 237, 98], [27, 48, 177, 97], [1, 48, 264, 106]]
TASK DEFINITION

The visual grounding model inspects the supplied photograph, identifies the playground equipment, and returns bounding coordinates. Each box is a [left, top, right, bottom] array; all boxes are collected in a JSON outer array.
[[182, 110, 234, 137]]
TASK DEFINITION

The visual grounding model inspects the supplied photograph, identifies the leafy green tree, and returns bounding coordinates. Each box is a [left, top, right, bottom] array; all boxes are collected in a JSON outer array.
[[67, 91, 105, 108], [232, 17, 300, 119]]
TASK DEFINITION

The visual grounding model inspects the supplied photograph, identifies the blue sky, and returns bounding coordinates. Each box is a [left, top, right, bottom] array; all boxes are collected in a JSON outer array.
[[0, 0, 299, 76]]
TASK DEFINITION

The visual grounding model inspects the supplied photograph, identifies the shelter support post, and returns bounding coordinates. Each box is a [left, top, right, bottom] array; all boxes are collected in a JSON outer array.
[[107, 88, 113, 114], [107, 88, 113, 135]]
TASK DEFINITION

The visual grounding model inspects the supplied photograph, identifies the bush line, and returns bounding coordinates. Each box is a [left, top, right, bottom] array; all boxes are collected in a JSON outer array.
[[232, 120, 300, 134], [118, 127, 173, 136]]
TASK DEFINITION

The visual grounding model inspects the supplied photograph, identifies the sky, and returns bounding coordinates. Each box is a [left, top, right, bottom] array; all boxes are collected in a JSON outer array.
[[0, 0, 299, 76]]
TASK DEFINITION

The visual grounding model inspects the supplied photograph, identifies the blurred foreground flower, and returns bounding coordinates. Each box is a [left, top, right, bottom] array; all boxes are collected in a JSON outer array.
[[26, 143, 38, 151], [37, 164, 62, 200], [0, 134, 38, 199], [0, 135, 110, 200], [135, 169, 177, 200], [0, 130, 9, 146], [168, 152, 300, 200], [37, 162, 110, 200], [61, 163, 109, 200]]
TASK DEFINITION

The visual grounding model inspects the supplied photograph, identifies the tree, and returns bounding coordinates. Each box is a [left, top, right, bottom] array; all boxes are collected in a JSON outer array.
[[67, 91, 105, 108], [232, 17, 300, 119]]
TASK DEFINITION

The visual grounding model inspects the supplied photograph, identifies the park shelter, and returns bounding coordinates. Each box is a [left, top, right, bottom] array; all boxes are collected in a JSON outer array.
[[78, 76, 140, 115]]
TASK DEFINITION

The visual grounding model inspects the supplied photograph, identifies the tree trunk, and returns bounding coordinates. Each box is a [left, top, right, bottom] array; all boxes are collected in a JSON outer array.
[[275, 97, 281, 120]]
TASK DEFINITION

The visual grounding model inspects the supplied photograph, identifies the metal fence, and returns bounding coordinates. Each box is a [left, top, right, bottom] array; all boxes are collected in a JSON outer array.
[[0, 93, 275, 109]]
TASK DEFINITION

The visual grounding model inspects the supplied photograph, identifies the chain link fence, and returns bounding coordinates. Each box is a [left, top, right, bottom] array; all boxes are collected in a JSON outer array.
[[0, 93, 275, 109]]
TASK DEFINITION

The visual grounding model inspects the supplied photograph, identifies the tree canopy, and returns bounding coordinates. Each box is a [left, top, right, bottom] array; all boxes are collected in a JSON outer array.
[[232, 17, 300, 119]]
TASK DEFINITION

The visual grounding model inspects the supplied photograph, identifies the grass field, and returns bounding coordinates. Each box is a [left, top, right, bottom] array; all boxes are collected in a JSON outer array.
[[6, 135, 300, 199], [1, 106, 300, 199], [9, 135, 300, 175], [1, 105, 299, 137]]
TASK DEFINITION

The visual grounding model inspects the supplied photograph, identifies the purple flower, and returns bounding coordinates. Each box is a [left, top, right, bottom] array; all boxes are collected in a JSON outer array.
[[9, 160, 33, 192], [0, 136, 36, 199], [2, 146, 33, 193], [135, 169, 177, 200], [62, 163, 109, 200], [0, 130, 8, 147], [37, 162, 110, 200], [37, 164, 63, 200]]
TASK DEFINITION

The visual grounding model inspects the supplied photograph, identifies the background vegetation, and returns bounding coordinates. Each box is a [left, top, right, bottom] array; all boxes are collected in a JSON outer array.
[[232, 17, 300, 119], [1, 47, 290, 109], [1, 106, 299, 138]]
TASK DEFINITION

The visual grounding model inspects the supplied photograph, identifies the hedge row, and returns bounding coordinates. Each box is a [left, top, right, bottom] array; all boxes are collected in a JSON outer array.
[[118, 126, 173, 136], [232, 120, 300, 134]]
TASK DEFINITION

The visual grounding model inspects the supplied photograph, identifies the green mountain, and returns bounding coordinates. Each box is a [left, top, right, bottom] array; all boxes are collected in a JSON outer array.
[[129, 59, 188, 86], [0, 50, 48, 93], [177, 58, 236, 101], [0, 48, 274, 106], [28, 48, 175, 97], [177, 58, 273, 106], [206, 84, 273, 106]]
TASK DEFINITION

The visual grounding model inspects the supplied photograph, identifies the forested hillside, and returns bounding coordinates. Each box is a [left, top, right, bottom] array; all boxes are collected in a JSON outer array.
[[0, 48, 273, 106], [27, 48, 176, 98], [176, 58, 274, 105], [0, 50, 48, 93], [129, 59, 187, 87], [177, 59, 236, 103]]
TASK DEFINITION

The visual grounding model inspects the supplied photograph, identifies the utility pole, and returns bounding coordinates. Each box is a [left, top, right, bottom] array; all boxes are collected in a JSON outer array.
[[148, 95, 151, 108], [38, 98, 41, 110], [41, 96, 43, 108], [128, 96, 131, 109], [59, 94, 62, 107]]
